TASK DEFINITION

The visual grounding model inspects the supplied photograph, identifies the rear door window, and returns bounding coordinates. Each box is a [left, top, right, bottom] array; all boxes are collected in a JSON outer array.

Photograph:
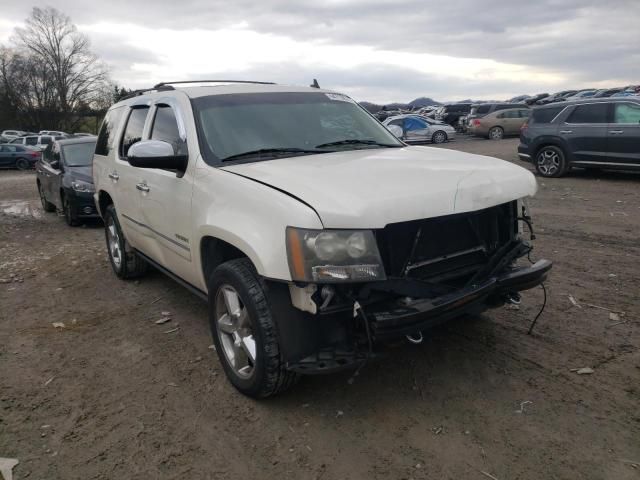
[[120, 107, 150, 158], [567, 103, 609, 124], [613, 103, 640, 123], [404, 117, 427, 131]]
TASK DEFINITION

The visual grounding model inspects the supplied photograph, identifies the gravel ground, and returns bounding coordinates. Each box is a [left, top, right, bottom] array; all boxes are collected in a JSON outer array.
[[1, 136, 639, 480]]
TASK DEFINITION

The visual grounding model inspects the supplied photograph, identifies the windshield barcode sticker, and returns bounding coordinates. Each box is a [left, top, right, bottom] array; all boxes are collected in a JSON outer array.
[[325, 93, 354, 103]]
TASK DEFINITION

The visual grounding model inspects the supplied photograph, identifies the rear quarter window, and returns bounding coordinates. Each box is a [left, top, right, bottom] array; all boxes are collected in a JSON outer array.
[[96, 107, 125, 156], [531, 106, 565, 124]]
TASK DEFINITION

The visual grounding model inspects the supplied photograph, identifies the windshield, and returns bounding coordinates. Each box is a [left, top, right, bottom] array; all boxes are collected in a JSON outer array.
[[62, 141, 96, 167], [193, 92, 403, 163]]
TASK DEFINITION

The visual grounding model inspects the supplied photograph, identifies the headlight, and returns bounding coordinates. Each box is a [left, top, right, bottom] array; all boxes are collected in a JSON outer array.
[[71, 180, 95, 193], [286, 227, 386, 282]]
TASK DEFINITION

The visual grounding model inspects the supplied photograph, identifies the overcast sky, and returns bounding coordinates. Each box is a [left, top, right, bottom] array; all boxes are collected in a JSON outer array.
[[1, 1, 638, 103]]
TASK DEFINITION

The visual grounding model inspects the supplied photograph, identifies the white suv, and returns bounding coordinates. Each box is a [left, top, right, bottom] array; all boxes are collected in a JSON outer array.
[[93, 80, 551, 397]]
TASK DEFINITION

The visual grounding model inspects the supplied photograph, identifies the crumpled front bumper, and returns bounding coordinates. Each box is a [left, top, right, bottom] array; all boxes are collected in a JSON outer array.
[[365, 259, 552, 339]]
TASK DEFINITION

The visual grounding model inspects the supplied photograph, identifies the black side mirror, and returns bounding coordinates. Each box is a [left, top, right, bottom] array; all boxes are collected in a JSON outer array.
[[127, 140, 188, 171]]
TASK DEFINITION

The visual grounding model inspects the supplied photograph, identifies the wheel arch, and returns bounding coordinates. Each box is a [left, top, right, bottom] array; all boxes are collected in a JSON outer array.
[[198, 233, 264, 290], [97, 190, 114, 218]]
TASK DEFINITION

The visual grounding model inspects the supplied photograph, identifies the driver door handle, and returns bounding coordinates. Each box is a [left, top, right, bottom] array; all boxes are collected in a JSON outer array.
[[609, 130, 624, 134], [136, 182, 150, 193], [560, 130, 573, 134], [108, 171, 119, 181]]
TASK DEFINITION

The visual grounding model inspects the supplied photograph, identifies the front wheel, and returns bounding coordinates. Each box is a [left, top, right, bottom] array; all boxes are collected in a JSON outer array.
[[431, 130, 447, 144], [535, 145, 568, 178], [208, 258, 298, 398], [38, 183, 55, 212], [62, 194, 80, 226], [15, 158, 30, 170], [104, 204, 148, 279]]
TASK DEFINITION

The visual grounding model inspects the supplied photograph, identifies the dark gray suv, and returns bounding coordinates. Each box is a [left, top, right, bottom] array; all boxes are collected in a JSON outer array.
[[518, 98, 640, 177]]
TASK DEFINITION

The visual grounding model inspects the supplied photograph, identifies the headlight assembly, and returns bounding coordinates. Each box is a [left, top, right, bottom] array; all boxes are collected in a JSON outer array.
[[71, 180, 95, 193], [286, 227, 386, 282]]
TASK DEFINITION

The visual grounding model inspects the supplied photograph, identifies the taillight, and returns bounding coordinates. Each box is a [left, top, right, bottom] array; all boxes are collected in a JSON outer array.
[[472, 119, 481, 126], [521, 122, 529, 131], [30, 151, 39, 157]]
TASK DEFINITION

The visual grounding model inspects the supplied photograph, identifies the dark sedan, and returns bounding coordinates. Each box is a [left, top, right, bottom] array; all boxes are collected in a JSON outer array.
[[0, 144, 41, 169], [36, 136, 99, 226]]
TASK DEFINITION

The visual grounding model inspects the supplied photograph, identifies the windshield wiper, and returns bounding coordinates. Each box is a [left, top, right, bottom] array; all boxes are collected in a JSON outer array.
[[221, 147, 328, 162], [315, 139, 401, 149]]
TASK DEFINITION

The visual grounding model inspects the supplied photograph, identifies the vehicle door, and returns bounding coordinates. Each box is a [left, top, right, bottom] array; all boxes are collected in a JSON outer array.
[[36, 145, 53, 200], [560, 102, 609, 164], [44, 142, 65, 209], [403, 117, 430, 142], [607, 101, 640, 165], [503, 110, 523, 135], [0, 145, 11, 167], [133, 100, 195, 281], [112, 104, 152, 250]]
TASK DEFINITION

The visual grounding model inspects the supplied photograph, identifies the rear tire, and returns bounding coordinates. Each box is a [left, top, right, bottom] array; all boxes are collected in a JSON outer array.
[[535, 145, 568, 178], [15, 158, 30, 170], [208, 258, 298, 398], [38, 183, 55, 212], [488, 126, 504, 140], [104, 204, 148, 279]]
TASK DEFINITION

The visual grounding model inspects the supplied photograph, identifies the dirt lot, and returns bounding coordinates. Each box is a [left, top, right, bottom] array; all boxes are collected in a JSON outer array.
[[1, 137, 639, 480]]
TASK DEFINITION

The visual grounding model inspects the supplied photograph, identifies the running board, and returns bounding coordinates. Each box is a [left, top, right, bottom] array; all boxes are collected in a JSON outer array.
[[134, 250, 208, 301]]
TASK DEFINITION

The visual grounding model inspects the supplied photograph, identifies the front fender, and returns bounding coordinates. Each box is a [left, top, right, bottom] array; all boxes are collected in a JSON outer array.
[[192, 163, 323, 290]]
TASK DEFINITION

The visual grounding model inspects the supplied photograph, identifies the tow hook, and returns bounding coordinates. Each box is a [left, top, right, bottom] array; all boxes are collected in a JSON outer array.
[[406, 331, 424, 344], [506, 292, 521, 305]]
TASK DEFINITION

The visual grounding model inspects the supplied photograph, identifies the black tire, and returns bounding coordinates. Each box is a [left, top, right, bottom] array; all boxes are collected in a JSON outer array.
[[208, 258, 298, 398], [62, 194, 80, 226], [103, 204, 148, 279], [488, 126, 504, 140], [15, 158, 30, 170], [38, 182, 55, 212], [534, 145, 568, 178], [431, 130, 447, 144]]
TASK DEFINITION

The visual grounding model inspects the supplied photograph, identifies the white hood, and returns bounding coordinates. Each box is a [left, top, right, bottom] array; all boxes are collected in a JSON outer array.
[[222, 146, 537, 228]]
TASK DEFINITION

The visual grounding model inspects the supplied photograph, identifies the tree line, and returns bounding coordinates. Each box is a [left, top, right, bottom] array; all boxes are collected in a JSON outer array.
[[0, 7, 130, 134]]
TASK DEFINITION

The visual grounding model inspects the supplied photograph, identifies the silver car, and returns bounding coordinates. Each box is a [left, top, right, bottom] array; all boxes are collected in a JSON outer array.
[[383, 115, 456, 144]]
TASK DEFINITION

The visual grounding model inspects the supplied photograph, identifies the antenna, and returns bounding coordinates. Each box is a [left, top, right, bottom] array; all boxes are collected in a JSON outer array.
[[310, 79, 320, 89]]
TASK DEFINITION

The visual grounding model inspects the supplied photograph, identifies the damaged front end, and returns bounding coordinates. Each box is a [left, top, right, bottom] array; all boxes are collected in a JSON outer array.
[[274, 200, 551, 373]]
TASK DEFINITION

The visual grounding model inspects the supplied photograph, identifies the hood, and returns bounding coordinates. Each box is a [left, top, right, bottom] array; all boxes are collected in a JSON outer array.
[[222, 146, 537, 228], [65, 165, 93, 183]]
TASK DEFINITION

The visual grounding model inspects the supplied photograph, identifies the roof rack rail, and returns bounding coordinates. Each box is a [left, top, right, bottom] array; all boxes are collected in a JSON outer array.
[[153, 80, 276, 88], [119, 85, 175, 101]]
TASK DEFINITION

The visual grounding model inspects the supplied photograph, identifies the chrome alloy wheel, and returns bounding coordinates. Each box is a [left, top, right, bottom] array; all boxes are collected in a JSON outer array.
[[106, 216, 123, 269], [215, 285, 257, 378], [432, 131, 447, 143], [537, 149, 560, 176], [489, 127, 503, 140]]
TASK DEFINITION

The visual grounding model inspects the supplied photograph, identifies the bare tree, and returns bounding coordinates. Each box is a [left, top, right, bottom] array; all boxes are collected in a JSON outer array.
[[10, 7, 110, 130]]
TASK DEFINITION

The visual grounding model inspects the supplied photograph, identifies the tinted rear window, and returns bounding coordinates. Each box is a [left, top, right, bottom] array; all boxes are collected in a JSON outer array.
[[472, 105, 491, 115], [531, 106, 564, 124]]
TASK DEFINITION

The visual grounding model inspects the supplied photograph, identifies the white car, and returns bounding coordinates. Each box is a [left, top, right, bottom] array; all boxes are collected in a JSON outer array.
[[1, 130, 25, 139], [383, 115, 456, 144], [93, 80, 551, 398], [9, 134, 56, 151]]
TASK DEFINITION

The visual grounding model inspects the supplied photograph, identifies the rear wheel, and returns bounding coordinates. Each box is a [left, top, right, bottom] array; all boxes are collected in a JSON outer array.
[[15, 158, 30, 170], [38, 183, 55, 212], [104, 204, 148, 279], [535, 145, 568, 177], [488, 126, 504, 140], [208, 258, 298, 398], [431, 131, 447, 144]]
